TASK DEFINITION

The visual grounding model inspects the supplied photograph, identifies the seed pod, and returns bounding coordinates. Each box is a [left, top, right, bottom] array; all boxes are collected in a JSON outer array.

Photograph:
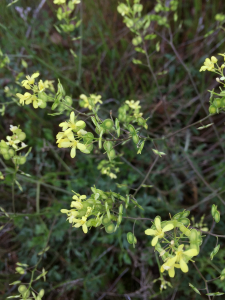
[[103, 141, 113, 152], [119, 204, 123, 214], [182, 210, 190, 218], [102, 216, 111, 225], [17, 132, 26, 141], [127, 124, 136, 134], [117, 214, 123, 225], [18, 285, 27, 294], [179, 218, 190, 226], [8, 149, 15, 158], [13, 156, 21, 164], [209, 105, 217, 114], [213, 98, 222, 108], [127, 232, 135, 244], [189, 229, 198, 243], [19, 156, 26, 165], [105, 223, 115, 234], [210, 244, 220, 260], [102, 119, 114, 130], [221, 97, 225, 107], [211, 204, 217, 218], [137, 117, 145, 126], [3, 153, 11, 160], [16, 267, 25, 274], [125, 195, 130, 208], [107, 149, 116, 160], [214, 211, 220, 223], [39, 101, 47, 109], [132, 134, 139, 144], [133, 4, 143, 13]]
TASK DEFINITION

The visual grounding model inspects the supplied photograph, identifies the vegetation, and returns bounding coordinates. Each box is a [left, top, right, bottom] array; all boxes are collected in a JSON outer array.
[[1, 0, 225, 299]]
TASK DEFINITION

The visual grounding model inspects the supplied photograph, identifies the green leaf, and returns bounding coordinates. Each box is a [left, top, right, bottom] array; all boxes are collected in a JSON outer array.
[[145, 34, 157, 40], [132, 58, 142, 65], [189, 283, 201, 295], [206, 292, 224, 296], [210, 244, 220, 260]]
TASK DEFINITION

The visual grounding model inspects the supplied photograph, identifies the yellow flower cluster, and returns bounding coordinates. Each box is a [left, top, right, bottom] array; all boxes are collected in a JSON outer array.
[[199, 56, 218, 72], [79, 94, 102, 110], [56, 112, 92, 158], [145, 216, 199, 278], [61, 194, 92, 233], [16, 73, 49, 109]]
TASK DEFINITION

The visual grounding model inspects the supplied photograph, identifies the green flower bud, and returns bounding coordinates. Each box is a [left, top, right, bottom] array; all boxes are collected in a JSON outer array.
[[127, 124, 136, 134], [103, 141, 113, 152], [39, 101, 47, 109], [107, 149, 116, 160], [132, 36, 142, 46], [19, 156, 27, 165], [102, 216, 111, 225], [211, 204, 217, 217]]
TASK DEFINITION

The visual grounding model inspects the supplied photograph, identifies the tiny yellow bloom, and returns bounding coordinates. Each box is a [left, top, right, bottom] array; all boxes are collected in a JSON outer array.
[[57, 137, 86, 158], [21, 72, 40, 86], [59, 112, 86, 133], [72, 216, 88, 233], [125, 100, 141, 110], [38, 80, 45, 92], [145, 217, 174, 246], [16, 92, 32, 105], [6, 136, 20, 149], [199, 58, 215, 72]]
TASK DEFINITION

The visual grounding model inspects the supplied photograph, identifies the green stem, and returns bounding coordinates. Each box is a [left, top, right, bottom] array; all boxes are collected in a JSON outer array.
[[36, 182, 40, 214]]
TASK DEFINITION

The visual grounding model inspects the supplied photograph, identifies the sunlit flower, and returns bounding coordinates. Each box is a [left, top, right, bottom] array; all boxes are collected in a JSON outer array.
[[16, 92, 32, 105], [59, 112, 86, 134], [6, 136, 20, 149], [145, 217, 174, 246], [125, 100, 141, 110], [57, 136, 86, 158], [21, 72, 40, 87], [199, 57, 215, 72]]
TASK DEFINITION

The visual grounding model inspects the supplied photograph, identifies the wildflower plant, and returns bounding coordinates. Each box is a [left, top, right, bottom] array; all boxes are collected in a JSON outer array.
[[2, 0, 225, 299]]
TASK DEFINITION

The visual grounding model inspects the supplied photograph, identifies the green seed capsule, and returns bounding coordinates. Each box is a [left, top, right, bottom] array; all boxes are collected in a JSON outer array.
[[105, 223, 115, 234], [102, 119, 114, 130], [214, 211, 220, 223], [102, 216, 111, 225], [189, 229, 198, 243], [213, 98, 222, 108], [127, 232, 136, 244], [19, 157, 26, 165], [127, 124, 136, 134], [132, 134, 139, 144], [8, 149, 15, 158], [209, 105, 217, 114], [39, 101, 47, 109], [17, 132, 26, 141], [3, 153, 10, 160]]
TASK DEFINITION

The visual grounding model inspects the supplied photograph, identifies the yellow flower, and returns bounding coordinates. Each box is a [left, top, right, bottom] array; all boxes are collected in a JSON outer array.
[[31, 95, 42, 109], [211, 56, 218, 63], [16, 92, 32, 105], [59, 112, 86, 133], [145, 217, 174, 246], [6, 136, 20, 149], [199, 57, 215, 72], [38, 80, 45, 92], [125, 100, 141, 110], [161, 244, 198, 277], [72, 216, 88, 233], [79, 94, 102, 110], [21, 72, 40, 87], [71, 194, 86, 209], [57, 136, 86, 158]]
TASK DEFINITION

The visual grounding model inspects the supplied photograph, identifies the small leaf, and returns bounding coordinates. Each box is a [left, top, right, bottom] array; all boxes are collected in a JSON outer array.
[[189, 283, 201, 295], [9, 281, 21, 285], [132, 58, 142, 65], [206, 292, 224, 296], [210, 244, 220, 260]]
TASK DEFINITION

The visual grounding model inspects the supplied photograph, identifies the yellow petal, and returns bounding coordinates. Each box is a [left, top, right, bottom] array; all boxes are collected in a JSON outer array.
[[168, 266, 175, 278], [83, 224, 88, 234], [151, 236, 159, 246], [145, 229, 157, 236], [155, 217, 161, 231], [71, 147, 76, 158], [70, 112, 75, 124], [183, 249, 198, 257], [180, 258, 188, 273], [77, 143, 86, 150], [162, 223, 174, 232]]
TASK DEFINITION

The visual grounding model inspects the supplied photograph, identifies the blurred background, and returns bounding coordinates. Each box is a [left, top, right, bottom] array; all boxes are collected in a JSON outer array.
[[0, 0, 225, 299]]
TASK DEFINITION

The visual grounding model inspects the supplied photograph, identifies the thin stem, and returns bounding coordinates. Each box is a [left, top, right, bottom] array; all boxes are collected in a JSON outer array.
[[192, 262, 211, 300], [36, 182, 40, 214]]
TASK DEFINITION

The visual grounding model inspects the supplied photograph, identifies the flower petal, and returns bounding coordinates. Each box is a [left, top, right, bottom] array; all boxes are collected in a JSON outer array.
[[168, 266, 175, 278], [162, 223, 174, 232], [145, 229, 157, 236], [71, 147, 76, 158], [180, 258, 188, 273], [183, 249, 198, 257], [155, 217, 161, 231], [151, 236, 159, 246]]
